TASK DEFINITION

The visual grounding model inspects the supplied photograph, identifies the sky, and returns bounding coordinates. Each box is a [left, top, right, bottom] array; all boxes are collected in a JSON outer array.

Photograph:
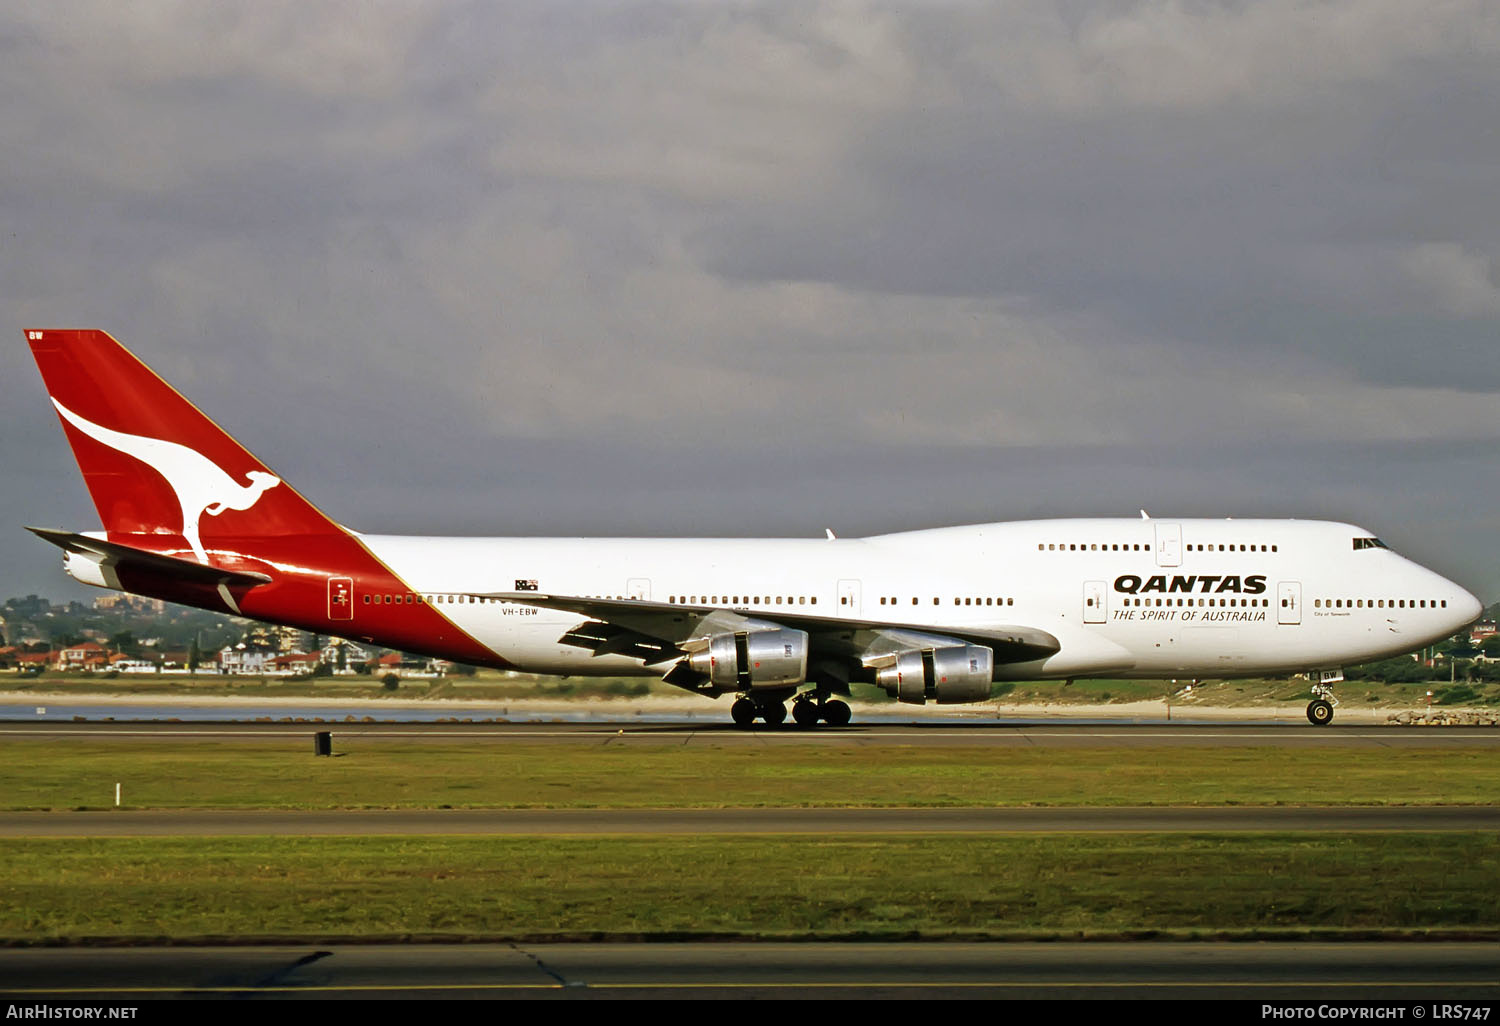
[[2, 0, 1498, 605]]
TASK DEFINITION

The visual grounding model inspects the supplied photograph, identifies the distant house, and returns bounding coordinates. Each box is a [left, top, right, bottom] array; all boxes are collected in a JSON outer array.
[[274, 652, 321, 674], [1470, 621, 1497, 646], [16, 652, 52, 672], [369, 651, 443, 678], [56, 641, 109, 671], [156, 650, 193, 672], [320, 640, 371, 673], [218, 645, 276, 675], [91, 594, 166, 613]]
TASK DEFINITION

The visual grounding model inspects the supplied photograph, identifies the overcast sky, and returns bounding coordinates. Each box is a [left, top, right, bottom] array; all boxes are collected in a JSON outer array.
[[3, 1, 1498, 605]]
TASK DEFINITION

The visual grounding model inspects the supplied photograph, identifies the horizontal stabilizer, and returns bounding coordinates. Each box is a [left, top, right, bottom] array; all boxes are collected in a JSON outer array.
[[26, 527, 274, 589]]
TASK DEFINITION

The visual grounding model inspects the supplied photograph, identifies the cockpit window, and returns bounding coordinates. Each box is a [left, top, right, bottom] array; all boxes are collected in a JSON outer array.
[[1353, 537, 1389, 551]]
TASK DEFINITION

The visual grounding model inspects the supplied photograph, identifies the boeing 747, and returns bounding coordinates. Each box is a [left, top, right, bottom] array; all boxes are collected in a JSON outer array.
[[24, 329, 1483, 726]]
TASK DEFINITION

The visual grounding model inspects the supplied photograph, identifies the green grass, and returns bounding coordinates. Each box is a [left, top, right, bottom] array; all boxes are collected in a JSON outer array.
[[6, 740, 1500, 810], [2, 834, 1494, 943]]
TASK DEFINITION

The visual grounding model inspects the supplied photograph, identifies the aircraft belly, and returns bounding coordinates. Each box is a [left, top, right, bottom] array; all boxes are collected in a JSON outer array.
[[471, 617, 658, 677]]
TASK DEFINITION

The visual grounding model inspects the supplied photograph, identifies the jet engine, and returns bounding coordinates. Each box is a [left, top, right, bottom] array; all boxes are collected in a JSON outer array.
[[685, 628, 808, 690], [877, 645, 993, 705]]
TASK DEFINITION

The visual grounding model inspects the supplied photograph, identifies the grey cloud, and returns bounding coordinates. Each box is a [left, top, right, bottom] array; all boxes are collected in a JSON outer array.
[[1, 2, 1497, 603]]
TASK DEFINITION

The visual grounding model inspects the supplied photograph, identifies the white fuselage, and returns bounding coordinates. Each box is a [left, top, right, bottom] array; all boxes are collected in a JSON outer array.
[[361, 518, 1481, 680]]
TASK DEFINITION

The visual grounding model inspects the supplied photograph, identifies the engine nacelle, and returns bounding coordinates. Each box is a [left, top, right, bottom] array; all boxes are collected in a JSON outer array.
[[877, 645, 993, 705], [686, 628, 808, 691]]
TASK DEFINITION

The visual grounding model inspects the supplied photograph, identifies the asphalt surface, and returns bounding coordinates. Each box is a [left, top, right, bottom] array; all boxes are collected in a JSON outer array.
[[2, 943, 1497, 1000], [2, 805, 1497, 836]]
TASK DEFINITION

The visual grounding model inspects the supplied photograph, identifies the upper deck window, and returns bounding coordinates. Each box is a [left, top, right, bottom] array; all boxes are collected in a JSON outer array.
[[1353, 537, 1389, 551]]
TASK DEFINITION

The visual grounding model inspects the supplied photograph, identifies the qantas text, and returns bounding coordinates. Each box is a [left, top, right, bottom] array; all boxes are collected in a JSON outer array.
[[1114, 574, 1267, 595]]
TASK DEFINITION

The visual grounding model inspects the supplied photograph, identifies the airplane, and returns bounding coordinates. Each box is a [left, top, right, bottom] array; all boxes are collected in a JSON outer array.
[[24, 329, 1484, 727]]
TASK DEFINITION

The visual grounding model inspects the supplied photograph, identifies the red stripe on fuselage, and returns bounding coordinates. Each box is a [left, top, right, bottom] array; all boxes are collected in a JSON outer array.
[[110, 532, 511, 669]]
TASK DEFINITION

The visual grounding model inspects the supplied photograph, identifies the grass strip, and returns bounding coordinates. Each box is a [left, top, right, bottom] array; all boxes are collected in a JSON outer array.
[[2, 834, 1495, 943], [6, 740, 1500, 810]]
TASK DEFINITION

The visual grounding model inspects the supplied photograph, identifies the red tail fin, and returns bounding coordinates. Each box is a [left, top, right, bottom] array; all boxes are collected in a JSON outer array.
[[26, 329, 339, 561]]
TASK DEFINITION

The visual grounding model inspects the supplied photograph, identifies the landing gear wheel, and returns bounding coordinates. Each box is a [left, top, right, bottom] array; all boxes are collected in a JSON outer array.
[[731, 698, 757, 729], [1307, 699, 1334, 726], [792, 700, 821, 728], [759, 700, 787, 726], [823, 699, 851, 727]]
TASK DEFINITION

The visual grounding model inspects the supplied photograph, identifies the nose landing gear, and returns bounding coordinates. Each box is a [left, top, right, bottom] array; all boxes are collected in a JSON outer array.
[[1306, 682, 1339, 726]]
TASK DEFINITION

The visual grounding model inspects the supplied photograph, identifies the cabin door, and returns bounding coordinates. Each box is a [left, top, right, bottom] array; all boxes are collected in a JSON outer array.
[[1278, 581, 1302, 625], [1083, 580, 1107, 624], [838, 579, 862, 617], [328, 577, 354, 621], [1154, 523, 1182, 567]]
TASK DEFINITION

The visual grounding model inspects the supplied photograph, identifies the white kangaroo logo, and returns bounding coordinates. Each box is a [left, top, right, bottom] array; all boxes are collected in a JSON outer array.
[[52, 398, 281, 564]]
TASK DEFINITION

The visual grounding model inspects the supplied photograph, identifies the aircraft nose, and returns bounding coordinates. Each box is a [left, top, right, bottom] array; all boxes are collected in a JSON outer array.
[[1454, 585, 1483, 628]]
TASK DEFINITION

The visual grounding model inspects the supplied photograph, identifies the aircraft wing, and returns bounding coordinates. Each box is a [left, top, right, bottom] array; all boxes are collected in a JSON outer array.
[[475, 591, 1060, 674]]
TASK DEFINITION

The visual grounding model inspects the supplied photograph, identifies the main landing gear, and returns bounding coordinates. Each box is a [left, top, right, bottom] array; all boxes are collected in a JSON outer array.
[[731, 694, 851, 729], [1306, 682, 1339, 726]]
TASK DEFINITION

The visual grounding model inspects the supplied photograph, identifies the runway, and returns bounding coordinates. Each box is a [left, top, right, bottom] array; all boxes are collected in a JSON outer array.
[[5, 720, 1496, 1002], [2, 805, 1496, 836], [2, 942, 1497, 1000], [4, 719, 1498, 749]]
